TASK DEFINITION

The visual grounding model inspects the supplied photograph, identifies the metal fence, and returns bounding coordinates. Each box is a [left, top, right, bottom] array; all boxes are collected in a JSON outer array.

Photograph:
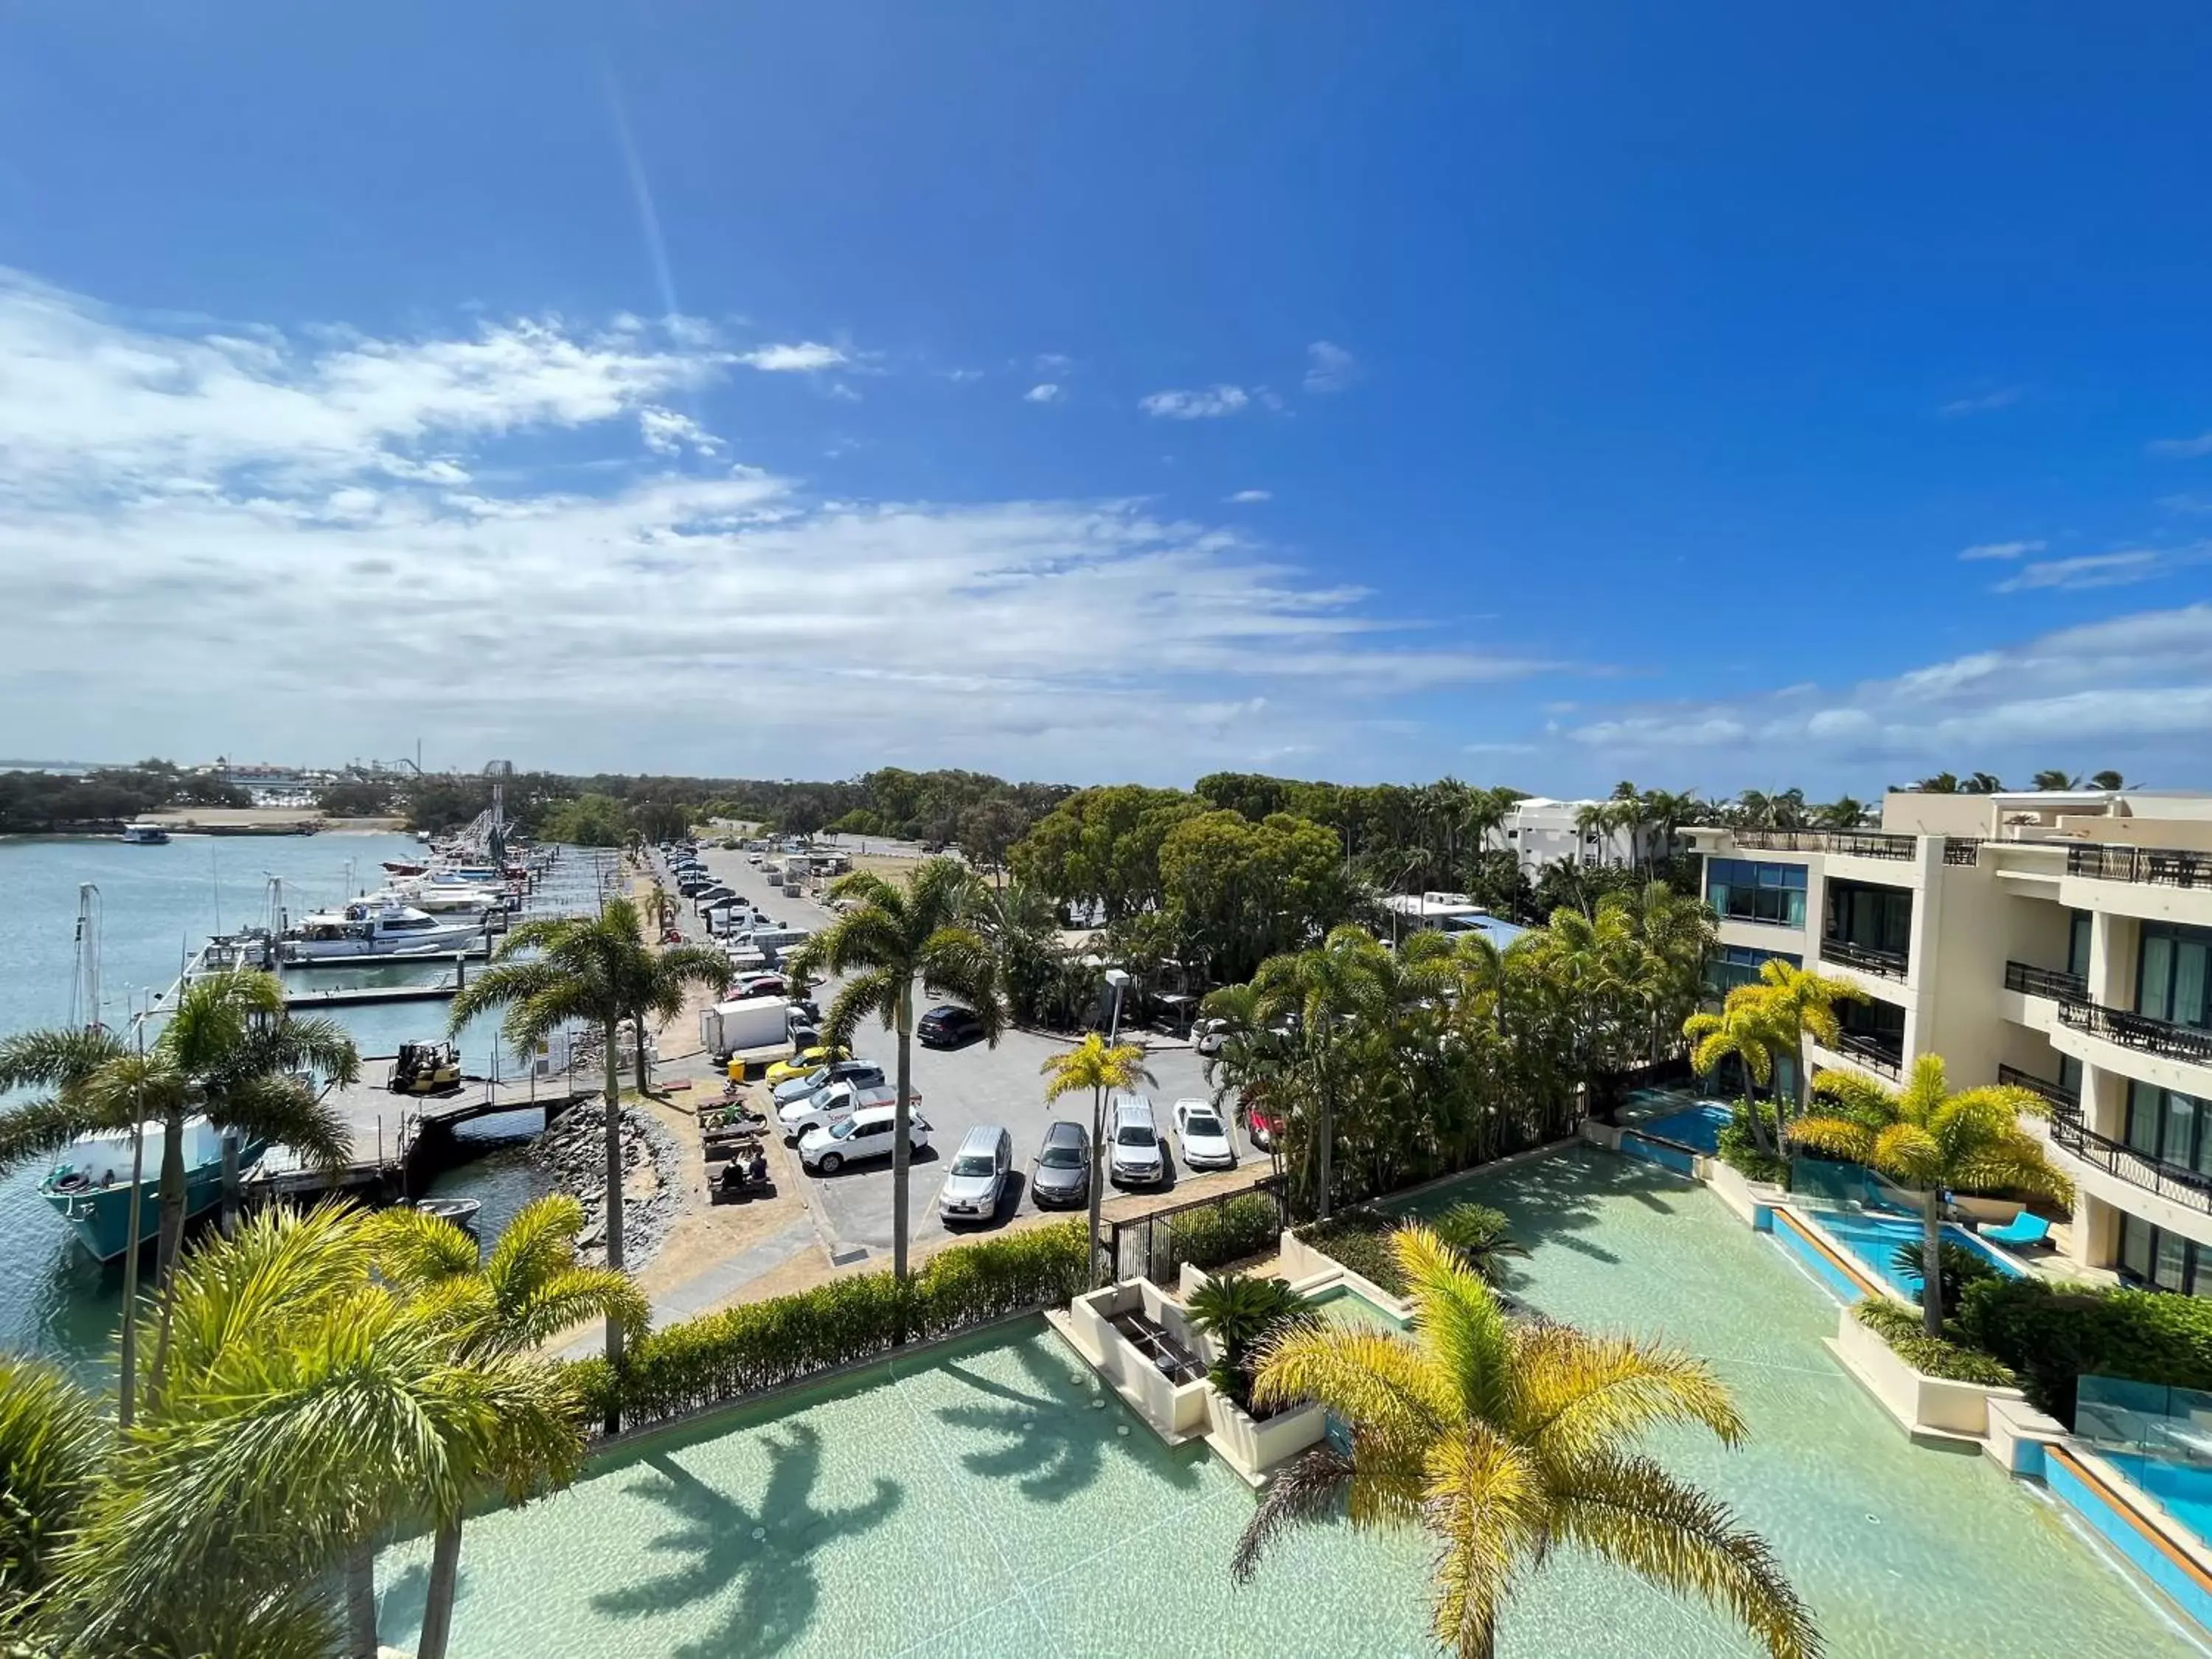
[[1997, 1062, 2079, 1112], [1943, 837, 1985, 866], [1105, 1175, 1289, 1284], [1731, 829, 1917, 860], [2068, 843, 2212, 889], [2047, 1099, 2212, 1214], [1834, 1029, 1902, 1077], [2004, 959, 2088, 1002], [2056, 996, 2212, 1068], [1819, 937, 1909, 980]]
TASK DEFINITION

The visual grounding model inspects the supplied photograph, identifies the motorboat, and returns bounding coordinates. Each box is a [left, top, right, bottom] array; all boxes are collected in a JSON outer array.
[[282, 900, 484, 961], [413, 1196, 481, 1235], [118, 823, 170, 845], [377, 879, 508, 916], [41, 1118, 262, 1262], [381, 860, 429, 877]]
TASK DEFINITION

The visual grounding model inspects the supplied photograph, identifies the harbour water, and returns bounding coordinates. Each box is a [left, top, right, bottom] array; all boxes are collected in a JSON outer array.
[[0, 831, 571, 1383]]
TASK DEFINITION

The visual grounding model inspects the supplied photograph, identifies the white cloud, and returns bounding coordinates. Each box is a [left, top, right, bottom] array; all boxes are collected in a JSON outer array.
[[637, 406, 722, 456], [1938, 387, 2021, 417], [1225, 489, 1272, 504], [1139, 385, 1249, 420], [1034, 353, 1074, 373], [1304, 341, 1357, 394], [0, 272, 1562, 779], [2150, 432, 2212, 459], [1023, 383, 1062, 404], [736, 341, 846, 372], [1992, 550, 2168, 594], [1958, 538, 2044, 561], [1562, 600, 2212, 787]]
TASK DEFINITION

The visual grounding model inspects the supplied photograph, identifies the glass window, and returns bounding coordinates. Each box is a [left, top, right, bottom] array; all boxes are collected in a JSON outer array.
[[2157, 1231, 2190, 1293], [1705, 860, 1807, 928], [2163, 1093, 2200, 1172], [2142, 931, 2177, 1021], [2121, 1213, 2155, 1283], [2126, 1080, 2163, 1158], [2180, 939, 2209, 1032], [2067, 911, 2093, 984]]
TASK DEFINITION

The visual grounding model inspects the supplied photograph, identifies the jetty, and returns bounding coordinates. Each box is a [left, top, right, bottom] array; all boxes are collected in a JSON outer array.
[[279, 981, 462, 1009]]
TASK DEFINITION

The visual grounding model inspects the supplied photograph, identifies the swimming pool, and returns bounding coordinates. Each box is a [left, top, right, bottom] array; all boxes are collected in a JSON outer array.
[[377, 1149, 2201, 1657], [2106, 1452, 2212, 1553], [1809, 1205, 2025, 1300], [1627, 1099, 1733, 1155]]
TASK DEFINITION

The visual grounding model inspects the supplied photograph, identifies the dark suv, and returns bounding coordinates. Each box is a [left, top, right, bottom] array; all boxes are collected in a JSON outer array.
[[917, 1004, 987, 1048]]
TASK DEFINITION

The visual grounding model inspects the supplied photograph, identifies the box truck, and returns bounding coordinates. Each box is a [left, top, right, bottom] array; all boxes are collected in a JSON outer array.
[[699, 996, 792, 1060]]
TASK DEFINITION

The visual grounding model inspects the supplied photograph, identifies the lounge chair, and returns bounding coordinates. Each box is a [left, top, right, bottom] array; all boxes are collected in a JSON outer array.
[[1980, 1211, 2053, 1250]]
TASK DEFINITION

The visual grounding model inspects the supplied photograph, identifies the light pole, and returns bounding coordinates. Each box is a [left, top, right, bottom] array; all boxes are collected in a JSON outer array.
[[1093, 967, 1133, 1286]]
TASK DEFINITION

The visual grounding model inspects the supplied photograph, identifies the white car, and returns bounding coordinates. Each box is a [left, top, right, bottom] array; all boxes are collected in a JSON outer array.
[[799, 1102, 931, 1174], [1193, 1018, 1233, 1057], [1107, 1091, 1166, 1186], [776, 1080, 904, 1141], [1172, 1098, 1237, 1169]]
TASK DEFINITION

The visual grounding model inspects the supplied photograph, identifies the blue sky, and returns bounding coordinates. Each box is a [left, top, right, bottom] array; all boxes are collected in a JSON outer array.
[[4, 1, 2211, 795]]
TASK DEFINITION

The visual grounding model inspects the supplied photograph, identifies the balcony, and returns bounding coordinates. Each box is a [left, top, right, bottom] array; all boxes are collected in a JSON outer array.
[[2045, 1100, 2212, 1215], [1732, 829, 1916, 860], [1833, 1029, 1902, 1077], [1996, 1062, 2079, 1113], [2068, 844, 2212, 889], [1819, 936, 1908, 981], [2004, 960, 2089, 1003], [2056, 998, 2212, 1069], [1943, 837, 1985, 866]]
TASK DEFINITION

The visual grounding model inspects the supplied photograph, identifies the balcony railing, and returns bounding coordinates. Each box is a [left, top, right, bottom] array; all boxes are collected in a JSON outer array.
[[1732, 829, 1918, 860], [1943, 837, 1985, 867], [1833, 1029, 1903, 1077], [1997, 1062, 2079, 1113], [2004, 960, 2089, 1002], [2067, 844, 2212, 889], [1820, 937, 1909, 981], [2056, 998, 2212, 1069], [2047, 1101, 2212, 1214]]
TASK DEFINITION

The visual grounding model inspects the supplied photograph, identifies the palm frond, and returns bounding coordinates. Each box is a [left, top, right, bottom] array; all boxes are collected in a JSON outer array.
[[1514, 1324, 1745, 1461], [1229, 1444, 1354, 1583], [209, 1074, 352, 1170], [1250, 1324, 1453, 1443], [0, 1027, 128, 1093], [1422, 1425, 1545, 1659]]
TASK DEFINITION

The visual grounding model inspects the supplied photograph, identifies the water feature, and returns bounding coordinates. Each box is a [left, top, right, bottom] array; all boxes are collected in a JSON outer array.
[[0, 831, 557, 1382], [376, 1147, 2205, 1656]]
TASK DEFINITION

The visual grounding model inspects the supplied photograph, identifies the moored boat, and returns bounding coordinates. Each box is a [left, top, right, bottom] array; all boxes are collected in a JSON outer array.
[[117, 823, 170, 845], [41, 1118, 261, 1262], [281, 900, 485, 961]]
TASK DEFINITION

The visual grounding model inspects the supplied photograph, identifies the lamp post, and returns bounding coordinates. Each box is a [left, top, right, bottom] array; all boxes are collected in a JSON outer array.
[[1092, 967, 1133, 1286]]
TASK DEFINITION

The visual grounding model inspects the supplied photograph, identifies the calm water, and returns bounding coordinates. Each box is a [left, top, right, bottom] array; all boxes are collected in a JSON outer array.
[[0, 832, 553, 1382]]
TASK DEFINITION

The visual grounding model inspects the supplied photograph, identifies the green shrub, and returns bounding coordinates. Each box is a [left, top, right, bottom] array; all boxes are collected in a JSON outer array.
[[1298, 1211, 1408, 1295], [1893, 1239, 1999, 1314], [1715, 1117, 1790, 1189], [1165, 1193, 1283, 1273], [1958, 1275, 2212, 1424], [1854, 1298, 2017, 1388], [1430, 1203, 1526, 1284], [573, 1221, 1091, 1433]]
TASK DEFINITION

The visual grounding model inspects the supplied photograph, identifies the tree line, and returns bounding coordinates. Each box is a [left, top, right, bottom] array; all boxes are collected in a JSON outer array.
[[0, 762, 250, 832]]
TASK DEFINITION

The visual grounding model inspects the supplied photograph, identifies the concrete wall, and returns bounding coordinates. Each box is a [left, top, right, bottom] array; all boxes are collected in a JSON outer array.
[[1880, 793, 1997, 837]]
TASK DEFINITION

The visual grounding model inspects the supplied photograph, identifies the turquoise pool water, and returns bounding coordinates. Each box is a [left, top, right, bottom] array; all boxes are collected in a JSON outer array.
[[2107, 1453, 2212, 1552], [1632, 1100, 1733, 1154], [1810, 1206, 2025, 1299], [378, 1148, 2202, 1657], [1309, 1282, 1402, 1330]]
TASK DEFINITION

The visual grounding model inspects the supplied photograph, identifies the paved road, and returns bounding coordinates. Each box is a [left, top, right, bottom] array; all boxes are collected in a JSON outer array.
[[660, 840, 1263, 1264]]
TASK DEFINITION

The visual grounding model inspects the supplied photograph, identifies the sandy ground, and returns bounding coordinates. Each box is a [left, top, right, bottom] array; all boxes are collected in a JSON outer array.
[[141, 807, 406, 832]]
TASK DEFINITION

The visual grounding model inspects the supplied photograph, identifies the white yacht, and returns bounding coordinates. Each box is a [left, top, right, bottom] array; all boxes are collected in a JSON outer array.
[[282, 900, 484, 961], [117, 823, 170, 845], [379, 879, 508, 915]]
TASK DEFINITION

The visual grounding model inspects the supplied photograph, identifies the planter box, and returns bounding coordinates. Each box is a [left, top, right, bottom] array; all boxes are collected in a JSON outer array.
[[1829, 1306, 2023, 1443], [1206, 1388, 1326, 1485], [1066, 1281, 1212, 1442]]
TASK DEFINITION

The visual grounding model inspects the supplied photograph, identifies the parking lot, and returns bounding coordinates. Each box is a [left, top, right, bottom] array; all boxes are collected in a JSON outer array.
[[668, 840, 1267, 1262]]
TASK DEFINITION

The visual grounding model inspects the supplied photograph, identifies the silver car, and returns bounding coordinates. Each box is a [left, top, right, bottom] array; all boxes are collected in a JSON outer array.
[[1107, 1092, 1166, 1187], [938, 1124, 1012, 1223]]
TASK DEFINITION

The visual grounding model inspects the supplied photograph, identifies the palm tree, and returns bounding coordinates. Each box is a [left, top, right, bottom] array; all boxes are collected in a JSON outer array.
[[1913, 772, 1960, 794], [0, 970, 358, 1414], [1813, 796, 1868, 831], [449, 894, 663, 1379], [1683, 998, 1784, 1155], [2031, 770, 2079, 791], [1233, 1225, 1819, 1659], [1737, 960, 1863, 1126], [621, 931, 732, 1099], [1788, 1056, 2069, 1336], [1040, 1033, 1155, 1287], [0, 1354, 102, 1625], [797, 857, 1001, 1282], [366, 1195, 647, 1659], [43, 1203, 587, 1659], [2090, 769, 2127, 791], [1251, 926, 1389, 1220]]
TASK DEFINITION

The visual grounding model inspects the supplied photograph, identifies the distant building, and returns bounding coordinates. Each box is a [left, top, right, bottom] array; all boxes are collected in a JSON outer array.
[[1685, 785, 2212, 1295], [1380, 891, 1528, 950], [1492, 796, 1660, 872]]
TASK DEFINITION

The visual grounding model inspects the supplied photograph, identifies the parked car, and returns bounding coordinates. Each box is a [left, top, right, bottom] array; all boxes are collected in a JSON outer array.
[[936, 1124, 1013, 1222], [1172, 1098, 1237, 1169], [1193, 1018, 1234, 1057], [730, 973, 787, 1000], [778, 1079, 902, 1141], [764, 1043, 849, 1088], [1107, 1092, 1166, 1186], [799, 1102, 931, 1174], [770, 1057, 884, 1107], [1029, 1119, 1091, 1208], [917, 1004, 987, 1048]]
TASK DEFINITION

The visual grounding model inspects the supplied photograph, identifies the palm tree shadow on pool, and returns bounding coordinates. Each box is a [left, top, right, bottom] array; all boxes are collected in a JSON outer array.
[[1425, 1144, 1696, 1276], [590, 1421, 901, 1658], [933, 1341, 1202, 1500]]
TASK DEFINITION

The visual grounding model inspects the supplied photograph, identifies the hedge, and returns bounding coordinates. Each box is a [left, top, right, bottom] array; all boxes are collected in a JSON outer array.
[[572, 1220, 1090, 1432], [1163, 1193, 1284, 1275], [1854, 1298, 2017, 1388], [1958, 1275, 2212, 1424], [1298, 1211, 1410, 1296]]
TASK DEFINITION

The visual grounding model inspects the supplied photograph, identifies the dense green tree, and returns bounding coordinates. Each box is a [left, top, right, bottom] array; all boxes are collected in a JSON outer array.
[[1008, 785, 1201, 922], [538, 792, 630, 846]]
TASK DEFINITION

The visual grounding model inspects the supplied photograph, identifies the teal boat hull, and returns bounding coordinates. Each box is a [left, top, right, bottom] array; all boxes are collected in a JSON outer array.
[[42, 1161, 234, 1263]]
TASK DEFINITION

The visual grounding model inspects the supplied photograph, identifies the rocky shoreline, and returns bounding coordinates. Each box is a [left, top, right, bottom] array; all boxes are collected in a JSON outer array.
[[533, 1102, 684, 1270]]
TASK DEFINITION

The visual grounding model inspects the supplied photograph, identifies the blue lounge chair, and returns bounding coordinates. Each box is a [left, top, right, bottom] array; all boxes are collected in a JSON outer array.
[[1981, 1211, 2053, 1250]]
